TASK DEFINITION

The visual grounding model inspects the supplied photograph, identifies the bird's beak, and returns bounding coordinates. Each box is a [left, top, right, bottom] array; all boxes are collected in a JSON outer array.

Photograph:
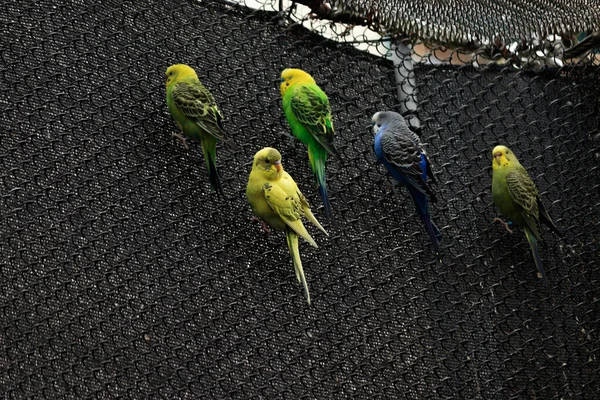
[[274, 160, 282, 172], [493, 152, 503, 164]]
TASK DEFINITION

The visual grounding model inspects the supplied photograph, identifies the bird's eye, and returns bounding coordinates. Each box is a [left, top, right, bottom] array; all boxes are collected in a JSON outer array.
[[265, 159, 270, 164], [376, 124, 381, 128]]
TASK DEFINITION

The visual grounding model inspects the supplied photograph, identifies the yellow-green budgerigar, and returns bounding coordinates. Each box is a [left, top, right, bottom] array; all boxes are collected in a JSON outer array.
[[246, 147, 328, 304], [166, 64, 233, 196], [491, 145, 561, 283], [280, 68, 341, 219]]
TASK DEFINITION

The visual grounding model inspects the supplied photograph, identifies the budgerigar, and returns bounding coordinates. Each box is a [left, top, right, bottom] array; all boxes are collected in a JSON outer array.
[[246, 147, 328, 304], [166, 64, 233, 196], [372, 111, 442, 254], [491, 145, 561, 283], [280, 68, 341, 219]]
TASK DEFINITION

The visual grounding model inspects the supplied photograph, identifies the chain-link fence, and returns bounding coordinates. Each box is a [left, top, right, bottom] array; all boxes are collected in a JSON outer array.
[[1, 0, 598, 398]]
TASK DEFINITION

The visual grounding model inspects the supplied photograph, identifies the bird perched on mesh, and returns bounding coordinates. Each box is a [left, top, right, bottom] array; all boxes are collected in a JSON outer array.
[[165, 64, 233, 196], [491, 145, 561, 283], [246, 147, 328, 305], [280, 68, 341, 219], [372, 111, 442, 255]]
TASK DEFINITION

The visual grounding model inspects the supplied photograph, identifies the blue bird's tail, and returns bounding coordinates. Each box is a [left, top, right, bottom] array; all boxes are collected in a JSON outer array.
[[524, 228, 547, 285], [419, 211, 442, 255], [409, 188, 442, 254]]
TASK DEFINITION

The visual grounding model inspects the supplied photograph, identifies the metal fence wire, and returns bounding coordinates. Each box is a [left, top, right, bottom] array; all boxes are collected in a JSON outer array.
[[1, 0, 599, 398]]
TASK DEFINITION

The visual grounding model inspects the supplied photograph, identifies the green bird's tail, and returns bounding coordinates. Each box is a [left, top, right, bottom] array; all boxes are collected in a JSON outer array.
[[524, 228, 547, 285], [201, 137, 224, 197], [308, 145, 332, 219], [286, 228, 310, 305]]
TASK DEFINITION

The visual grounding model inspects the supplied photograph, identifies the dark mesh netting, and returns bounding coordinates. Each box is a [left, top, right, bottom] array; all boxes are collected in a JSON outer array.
[[1, 0, 599, 398], [330, 0, 600, 45]]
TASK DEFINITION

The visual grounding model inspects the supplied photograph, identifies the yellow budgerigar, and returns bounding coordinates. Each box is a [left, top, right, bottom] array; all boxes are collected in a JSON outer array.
[[246, 147, 328, 304], [491, 145, 561, 283], [166, 64, 233, 196]]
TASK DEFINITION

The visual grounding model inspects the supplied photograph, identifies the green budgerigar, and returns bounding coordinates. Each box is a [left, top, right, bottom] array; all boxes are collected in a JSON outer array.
[[491, 145, 561, 283], [166, 64, 233, 196], [280, 68, 341, 219]]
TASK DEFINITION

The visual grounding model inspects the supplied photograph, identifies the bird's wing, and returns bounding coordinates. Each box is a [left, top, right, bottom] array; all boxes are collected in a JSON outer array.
[[289, 85, 340, 158], [297, 189, 328, 236], [262, 182, 317, 247], [538, 197, 562, 237], [379, 128, 430, 197], [172, 80, 230, 142], [506, 167, 542, 240], [424, 154, 438, 186]]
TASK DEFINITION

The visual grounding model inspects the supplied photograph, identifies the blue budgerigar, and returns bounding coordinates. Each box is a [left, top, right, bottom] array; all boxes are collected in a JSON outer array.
[[372, 111, 442, 254]]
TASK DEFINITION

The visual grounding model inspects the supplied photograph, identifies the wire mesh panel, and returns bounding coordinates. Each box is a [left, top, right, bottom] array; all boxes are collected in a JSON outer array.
[[0, 0, 598, 399], [330, 0, 600, 45]]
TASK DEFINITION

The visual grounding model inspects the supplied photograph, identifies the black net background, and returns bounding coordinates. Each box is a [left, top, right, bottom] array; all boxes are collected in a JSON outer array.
[[1, 0, 599, 399]]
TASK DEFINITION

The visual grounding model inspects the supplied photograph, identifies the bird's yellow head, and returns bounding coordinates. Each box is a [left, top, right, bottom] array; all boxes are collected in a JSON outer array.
[[280, 68, 316, 97], [252, 147, 283, 179], [165, 64, 198, 88], [492, 145, 519, 171]]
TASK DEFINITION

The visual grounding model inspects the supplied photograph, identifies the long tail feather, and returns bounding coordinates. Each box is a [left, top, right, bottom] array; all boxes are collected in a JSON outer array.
[[419, 212, 442, 254], [303, 207, 328, 237], [318, 181, 333, 220], [286, 229, 310, 304], [524, 228, 548, 285], [309, 147, 333, 219], [202, 140, 224, 197], [409, 187, 442, 254]]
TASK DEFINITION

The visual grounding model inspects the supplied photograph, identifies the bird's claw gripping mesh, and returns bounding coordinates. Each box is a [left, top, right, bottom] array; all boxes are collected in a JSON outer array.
[[0, 0, 598, 398]]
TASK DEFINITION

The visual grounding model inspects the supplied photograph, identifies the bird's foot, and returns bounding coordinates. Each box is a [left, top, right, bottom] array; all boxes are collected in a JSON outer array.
[[493, 217, 513, 234], [251, 217, 271, 234], [171, 132, 189, 150]]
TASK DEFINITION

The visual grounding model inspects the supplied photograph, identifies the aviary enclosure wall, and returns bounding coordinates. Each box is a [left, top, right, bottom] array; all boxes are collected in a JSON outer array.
[[0, 0, 598, 398]]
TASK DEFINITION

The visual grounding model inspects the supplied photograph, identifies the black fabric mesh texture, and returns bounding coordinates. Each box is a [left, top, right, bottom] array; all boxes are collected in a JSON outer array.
[[0, 0, 599, 399], [332, 0, 600, 45]]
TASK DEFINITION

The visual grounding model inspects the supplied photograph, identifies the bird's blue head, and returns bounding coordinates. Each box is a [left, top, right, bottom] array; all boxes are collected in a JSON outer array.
[[371, 111, 406, 135], [370, 112, 383, 135]]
